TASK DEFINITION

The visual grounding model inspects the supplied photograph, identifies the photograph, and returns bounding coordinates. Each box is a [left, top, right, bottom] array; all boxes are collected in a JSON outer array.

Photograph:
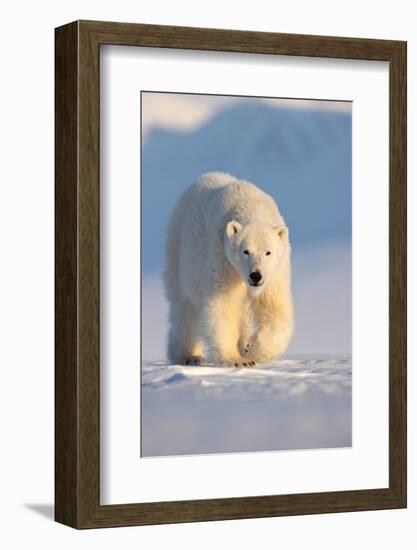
[[140, 91, 352, 457]]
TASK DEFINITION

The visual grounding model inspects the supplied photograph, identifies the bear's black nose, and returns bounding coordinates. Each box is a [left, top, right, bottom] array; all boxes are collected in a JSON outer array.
[[249, 271, 262, 285]]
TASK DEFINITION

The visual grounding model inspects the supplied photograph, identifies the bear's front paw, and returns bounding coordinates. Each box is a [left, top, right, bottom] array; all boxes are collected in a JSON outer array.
[[242, 338, 271, 364], [184, 355, 204, 366], [241, 343, 257, 361]]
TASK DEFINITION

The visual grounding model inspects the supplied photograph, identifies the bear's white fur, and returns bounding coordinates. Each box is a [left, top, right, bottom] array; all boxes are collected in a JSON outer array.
[[163, 172, 294, 366]]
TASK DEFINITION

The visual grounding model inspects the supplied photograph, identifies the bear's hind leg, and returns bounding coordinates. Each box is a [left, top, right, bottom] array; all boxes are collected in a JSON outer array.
[[167, 299, 204, 365]]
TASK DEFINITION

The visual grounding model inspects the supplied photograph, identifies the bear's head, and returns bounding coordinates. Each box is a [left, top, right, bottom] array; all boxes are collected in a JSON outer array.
[[224, 220, 289, 296]]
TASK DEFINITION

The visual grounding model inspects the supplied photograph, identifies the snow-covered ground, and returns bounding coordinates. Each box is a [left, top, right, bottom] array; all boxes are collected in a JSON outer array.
[[141, 354, 351, 457]]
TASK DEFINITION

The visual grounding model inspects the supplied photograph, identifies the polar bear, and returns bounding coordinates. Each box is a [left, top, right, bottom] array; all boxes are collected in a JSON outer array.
[[163, 172, 293, 367]]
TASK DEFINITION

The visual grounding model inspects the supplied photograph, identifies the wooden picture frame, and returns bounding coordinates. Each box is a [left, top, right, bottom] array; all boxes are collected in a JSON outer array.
[[55, 20, 407, 529]]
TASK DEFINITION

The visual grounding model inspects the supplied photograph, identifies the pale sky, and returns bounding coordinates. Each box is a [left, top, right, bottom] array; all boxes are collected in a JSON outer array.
[[141, 92, 351, 139]]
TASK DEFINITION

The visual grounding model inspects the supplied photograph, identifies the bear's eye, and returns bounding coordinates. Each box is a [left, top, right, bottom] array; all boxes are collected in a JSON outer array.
[[266, 251, 271, 256], [243, 250, 250, 255]]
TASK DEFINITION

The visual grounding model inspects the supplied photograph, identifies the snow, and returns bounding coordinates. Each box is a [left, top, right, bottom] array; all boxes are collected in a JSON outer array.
[[141, 355, 352, 457]]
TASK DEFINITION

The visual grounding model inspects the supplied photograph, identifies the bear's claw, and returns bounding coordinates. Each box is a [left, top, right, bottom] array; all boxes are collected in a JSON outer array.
[[184, 355, 204, 366], [219, 359, 256, 368]]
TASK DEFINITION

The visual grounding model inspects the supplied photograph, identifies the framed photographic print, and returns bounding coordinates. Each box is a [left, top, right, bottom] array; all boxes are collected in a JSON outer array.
[[55, 20, 407, 528]]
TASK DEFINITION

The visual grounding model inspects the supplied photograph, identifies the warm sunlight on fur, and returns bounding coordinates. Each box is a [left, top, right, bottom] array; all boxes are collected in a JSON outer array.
[[163, 172, 294, 366]]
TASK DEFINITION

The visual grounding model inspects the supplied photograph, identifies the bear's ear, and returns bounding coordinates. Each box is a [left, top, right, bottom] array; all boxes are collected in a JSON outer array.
[[226, 220, 243, 238], [275, 225, 288, 239]]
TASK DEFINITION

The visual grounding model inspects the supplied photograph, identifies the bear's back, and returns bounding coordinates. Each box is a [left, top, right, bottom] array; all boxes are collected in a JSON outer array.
[[189, 172, 282, 229]]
